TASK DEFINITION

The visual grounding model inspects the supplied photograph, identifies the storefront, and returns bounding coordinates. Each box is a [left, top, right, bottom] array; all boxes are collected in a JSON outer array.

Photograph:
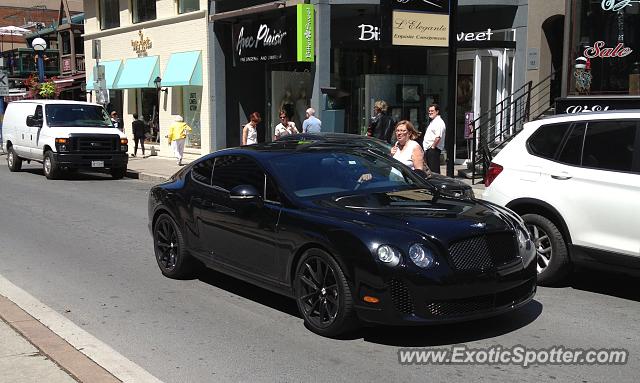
[[558, 0, 640, 113], [83, 8, 209, 154], [212, 0, 455, 148]]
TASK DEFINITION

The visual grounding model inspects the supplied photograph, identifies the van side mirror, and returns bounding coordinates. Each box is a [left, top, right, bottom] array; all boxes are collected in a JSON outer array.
[[26, 115, 43, 128]]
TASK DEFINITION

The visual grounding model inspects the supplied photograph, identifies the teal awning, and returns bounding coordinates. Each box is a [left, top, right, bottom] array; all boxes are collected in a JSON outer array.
[[85, 60, 122, 90], [114, 56, 160, 89], [161, 51, 202, 87]]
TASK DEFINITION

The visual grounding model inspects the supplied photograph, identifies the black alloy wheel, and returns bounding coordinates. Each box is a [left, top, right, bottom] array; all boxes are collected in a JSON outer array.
[[153, 213, 195, 279], [7, 147, 22, 172], [294, 249, 358, 337]]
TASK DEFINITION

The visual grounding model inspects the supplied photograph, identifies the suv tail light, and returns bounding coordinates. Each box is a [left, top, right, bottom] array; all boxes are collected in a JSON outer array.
[[484, 162, 503, 187]]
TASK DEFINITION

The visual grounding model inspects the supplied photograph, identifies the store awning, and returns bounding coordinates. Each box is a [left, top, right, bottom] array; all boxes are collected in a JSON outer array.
[[161, 51, 202, 87], [85, 60, 122, 90], [115, 56, 160, 89]]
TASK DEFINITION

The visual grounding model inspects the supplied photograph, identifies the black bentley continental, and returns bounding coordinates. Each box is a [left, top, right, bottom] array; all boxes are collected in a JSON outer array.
[[148, 141, 537, 337]]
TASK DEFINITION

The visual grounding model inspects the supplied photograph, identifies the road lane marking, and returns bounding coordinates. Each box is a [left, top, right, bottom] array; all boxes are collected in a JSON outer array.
[[0, 273, 163, 383]]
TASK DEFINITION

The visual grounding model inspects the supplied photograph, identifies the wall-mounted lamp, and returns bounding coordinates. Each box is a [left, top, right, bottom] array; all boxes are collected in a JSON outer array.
[[153, 76, 169, 94]]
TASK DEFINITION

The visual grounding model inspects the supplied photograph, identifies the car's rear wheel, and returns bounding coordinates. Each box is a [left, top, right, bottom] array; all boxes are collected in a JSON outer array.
[[153, 213, 195, 279], [7, 147, 22, 172], [522, 213, 570, 286], [294, 249, 358, 337]]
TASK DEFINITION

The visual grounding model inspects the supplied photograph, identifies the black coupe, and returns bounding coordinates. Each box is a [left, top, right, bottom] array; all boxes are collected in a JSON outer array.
[[148, 141, 537, 337]]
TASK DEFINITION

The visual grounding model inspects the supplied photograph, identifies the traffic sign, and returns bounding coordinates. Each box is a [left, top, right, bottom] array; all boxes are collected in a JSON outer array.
[[0, 70, 9, 96]]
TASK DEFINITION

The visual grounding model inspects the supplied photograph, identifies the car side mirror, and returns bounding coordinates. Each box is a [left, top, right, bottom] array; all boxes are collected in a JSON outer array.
[[26, 115, 43, 128], [229, 184, 262, 202]]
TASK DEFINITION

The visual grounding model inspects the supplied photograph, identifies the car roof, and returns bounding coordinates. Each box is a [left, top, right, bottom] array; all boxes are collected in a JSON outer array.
[[10, 100, 103, 107], [536, 109, 640, 124], [206, 141, 382, 161]]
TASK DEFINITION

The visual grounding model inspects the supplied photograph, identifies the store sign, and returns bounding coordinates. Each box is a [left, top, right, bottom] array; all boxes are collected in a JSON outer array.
[[296, 4, 315, 62], [392, 11, 449, 47], [233, 17, 292, 64], [601, 0, 639, 12], [555, 97, 640, 114], [358, 24, 381, 41], [131, 30, 152, 55], [584, 41, 633, 58], [457, 29, 494, 43]]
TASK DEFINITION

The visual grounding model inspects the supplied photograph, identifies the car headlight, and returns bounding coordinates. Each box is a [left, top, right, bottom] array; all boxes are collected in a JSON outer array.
[[517, 229, 536, 266], [55, 138, 69, 152], [377, 245, 401, 267], [409, 243, 434, 269]]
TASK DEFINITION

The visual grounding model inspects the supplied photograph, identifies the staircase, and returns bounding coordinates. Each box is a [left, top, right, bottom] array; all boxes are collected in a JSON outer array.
[[459, 72, 556, 184]]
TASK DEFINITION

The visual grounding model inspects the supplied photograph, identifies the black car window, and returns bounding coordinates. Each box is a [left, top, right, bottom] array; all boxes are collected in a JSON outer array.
[[212, 155, 265, 194], [265, 175, 280, 203], [557, 123, 586, 166], [527, 122, 570, 160], [191, 158, 214, 185], [581, 120, 637, 172]]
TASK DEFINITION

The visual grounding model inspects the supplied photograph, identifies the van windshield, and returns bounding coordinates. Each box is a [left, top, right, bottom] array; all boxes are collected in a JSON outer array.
[[45, 104, 113, 128]]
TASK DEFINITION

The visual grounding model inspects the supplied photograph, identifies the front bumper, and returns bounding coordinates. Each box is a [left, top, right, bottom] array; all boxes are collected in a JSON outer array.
[[53, 152, 128, 169], [353, 258, 537, 325]]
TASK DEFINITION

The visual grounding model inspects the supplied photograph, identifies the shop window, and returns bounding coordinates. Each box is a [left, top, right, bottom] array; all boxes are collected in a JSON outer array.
[[178, 0, 199, 14], [566, 0, 640, 95], [132, 0, 157, 24], [99, 0, 120, 30]]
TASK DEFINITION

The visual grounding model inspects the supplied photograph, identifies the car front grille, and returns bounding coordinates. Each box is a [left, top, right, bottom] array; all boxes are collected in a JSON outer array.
[[70, 135, 118, 152], [425, 280, 535, 318], [448, 233, 519, 271], [388, 279, 415, 315]]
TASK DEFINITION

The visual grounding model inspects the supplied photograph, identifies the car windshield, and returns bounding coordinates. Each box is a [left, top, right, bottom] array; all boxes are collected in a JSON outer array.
[[268, 149, 424, 198], [45, 104, 112, 127]]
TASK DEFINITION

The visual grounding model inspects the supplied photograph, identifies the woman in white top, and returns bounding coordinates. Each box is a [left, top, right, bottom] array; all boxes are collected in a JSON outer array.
[[242, 112, 261, 145], [390, 120, 425, 170], [273, 111, 299, 140]]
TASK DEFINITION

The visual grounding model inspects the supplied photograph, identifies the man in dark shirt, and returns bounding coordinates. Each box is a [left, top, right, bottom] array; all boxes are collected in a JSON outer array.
[[131, 113, 147, 157]]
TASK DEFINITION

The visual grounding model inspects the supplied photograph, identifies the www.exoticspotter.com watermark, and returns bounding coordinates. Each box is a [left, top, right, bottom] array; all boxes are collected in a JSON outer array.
[[398, 345, 628, 368]]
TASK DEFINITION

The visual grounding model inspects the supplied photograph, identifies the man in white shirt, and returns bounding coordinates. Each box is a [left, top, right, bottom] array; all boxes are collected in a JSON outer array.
[[423, 104, 446, 174]]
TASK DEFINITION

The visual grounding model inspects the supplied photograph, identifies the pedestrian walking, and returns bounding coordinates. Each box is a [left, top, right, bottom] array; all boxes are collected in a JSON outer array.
[[390, 120, 424, 170], [302, 107, 322, 133], [131, 113, 146, 157], [367, 100, 395, 144], [242, 112, 261, 145], [166, 115, 192, 166], [423, 104, 446, 174], [110, 111, 123, 133], [274, 110, 299, 140]]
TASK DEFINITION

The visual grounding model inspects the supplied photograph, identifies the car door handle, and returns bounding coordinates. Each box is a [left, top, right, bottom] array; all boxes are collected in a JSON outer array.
[[550, 174, 572, 180]]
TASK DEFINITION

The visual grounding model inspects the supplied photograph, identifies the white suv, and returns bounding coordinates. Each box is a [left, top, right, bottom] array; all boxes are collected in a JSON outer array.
[[482, 111, 640, 285]]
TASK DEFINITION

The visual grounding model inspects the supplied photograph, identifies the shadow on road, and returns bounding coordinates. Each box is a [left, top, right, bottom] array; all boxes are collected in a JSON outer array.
[[197, 267, 301, 318], [18, 167, 121, 181], [569, 268, 640, 302], [197, 266, 542, 345]]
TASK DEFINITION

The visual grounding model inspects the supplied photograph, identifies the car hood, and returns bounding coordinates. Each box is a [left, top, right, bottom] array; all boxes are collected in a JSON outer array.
[[314, 188, 514, 242]]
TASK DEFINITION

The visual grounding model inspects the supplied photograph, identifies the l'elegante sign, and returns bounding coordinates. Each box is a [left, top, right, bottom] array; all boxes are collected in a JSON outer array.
[[392, 11, 449, 47]]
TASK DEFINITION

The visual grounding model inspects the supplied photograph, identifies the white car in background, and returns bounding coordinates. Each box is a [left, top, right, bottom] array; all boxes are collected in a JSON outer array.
[[482, 111, 640, 285]]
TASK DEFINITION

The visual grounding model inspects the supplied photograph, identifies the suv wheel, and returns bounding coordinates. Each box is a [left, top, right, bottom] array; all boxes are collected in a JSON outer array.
[[522, 213, 570, 286], [7, 147, 22, 172]]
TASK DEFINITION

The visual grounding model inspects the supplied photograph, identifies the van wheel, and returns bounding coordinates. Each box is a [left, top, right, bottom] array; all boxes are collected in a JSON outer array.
[[111, 167, 127, 179], [7, 147, 22, 172], [522, 213, 570, 286], [43, 151, 60, 180]]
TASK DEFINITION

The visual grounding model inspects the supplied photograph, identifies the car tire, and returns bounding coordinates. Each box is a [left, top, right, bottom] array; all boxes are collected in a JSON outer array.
[[294, 249, 359, 337], [7, 147, 22, 172], [111, 167, 127, 179], [153, 213, 196, 279], [43, 151, 60, 180], [522, 213, 570, 286]]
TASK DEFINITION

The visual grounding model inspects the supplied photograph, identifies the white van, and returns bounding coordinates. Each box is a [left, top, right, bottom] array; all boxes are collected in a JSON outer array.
[[2, 100, 128, 179]]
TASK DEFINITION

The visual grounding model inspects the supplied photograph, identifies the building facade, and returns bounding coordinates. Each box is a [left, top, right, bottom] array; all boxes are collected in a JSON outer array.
[[83, 0, 210, 155]]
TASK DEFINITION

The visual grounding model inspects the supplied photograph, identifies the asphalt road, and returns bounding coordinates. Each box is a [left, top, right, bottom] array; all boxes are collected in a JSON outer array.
[[1, 161, 639, 382]]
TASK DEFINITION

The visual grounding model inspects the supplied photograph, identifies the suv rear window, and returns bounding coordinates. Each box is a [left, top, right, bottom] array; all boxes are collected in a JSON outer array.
[[527, 123, 570, 160], [581, 121, 637, 172]]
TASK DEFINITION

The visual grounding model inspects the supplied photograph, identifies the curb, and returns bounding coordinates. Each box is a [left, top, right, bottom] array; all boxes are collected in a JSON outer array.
[[124, 170, 169, 183]]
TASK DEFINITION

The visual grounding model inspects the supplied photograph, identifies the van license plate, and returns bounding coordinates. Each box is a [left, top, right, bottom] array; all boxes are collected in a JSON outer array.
[[91, 161, 104, 168]]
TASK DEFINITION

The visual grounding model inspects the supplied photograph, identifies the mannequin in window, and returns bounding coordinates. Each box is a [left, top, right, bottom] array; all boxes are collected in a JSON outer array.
[[280, 89, 295, 126], [295, 88, 308, 129]]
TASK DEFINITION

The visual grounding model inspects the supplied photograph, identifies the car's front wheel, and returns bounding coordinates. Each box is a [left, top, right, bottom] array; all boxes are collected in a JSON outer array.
[[294, 249, 358, 337], [43, 151, 60, 179], [522, 213, 570, 286], [153, 213, 196, 279], [7, 147, 22, 172]]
